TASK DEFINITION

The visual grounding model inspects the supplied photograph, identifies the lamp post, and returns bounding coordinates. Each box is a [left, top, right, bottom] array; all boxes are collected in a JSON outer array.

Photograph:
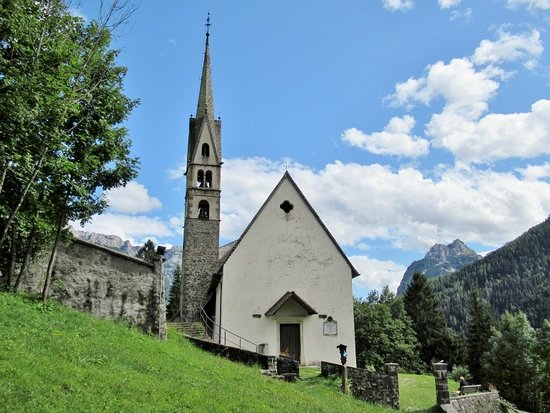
[[337, 344, 349, 394]]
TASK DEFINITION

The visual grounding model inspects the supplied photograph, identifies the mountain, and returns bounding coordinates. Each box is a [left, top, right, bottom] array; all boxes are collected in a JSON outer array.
[[432, 216, 550, 331], [396, 239, 482, 295], [70, 229, 182, 296]]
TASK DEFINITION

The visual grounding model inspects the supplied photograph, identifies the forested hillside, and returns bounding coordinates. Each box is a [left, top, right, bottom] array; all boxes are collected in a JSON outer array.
[[432, 216, 550, 331]]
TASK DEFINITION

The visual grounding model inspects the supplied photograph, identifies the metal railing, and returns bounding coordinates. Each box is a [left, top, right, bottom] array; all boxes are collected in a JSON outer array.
[[198, 307, 260, 354]]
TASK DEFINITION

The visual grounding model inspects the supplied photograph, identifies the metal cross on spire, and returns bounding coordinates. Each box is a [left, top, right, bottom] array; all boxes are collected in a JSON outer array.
[[206, 12, 211, 35]]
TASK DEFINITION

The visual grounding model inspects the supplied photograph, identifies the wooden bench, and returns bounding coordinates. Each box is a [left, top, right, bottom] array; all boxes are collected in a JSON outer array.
[[461, 384, 481, 394]]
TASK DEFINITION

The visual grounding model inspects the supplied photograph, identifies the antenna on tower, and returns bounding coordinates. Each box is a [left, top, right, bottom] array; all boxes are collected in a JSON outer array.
[[206, 12, 211, 35]]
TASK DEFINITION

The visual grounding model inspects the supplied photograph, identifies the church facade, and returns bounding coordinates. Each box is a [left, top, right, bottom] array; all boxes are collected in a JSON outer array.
[[180, 29, 358, 367]]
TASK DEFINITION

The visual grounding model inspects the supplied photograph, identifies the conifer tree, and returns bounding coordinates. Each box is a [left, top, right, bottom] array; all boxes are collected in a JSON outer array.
[[466, 289, 494, 385], [137, 239, 156, 263], [166, 265, 181, 321], [403, 272, 454, 368]]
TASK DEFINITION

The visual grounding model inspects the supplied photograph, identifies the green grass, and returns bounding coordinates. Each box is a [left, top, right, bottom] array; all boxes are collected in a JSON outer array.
[[0, 293, 439, 412]]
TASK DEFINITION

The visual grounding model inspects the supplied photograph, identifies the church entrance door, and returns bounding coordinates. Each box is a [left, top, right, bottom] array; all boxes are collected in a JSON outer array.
[[280, 323, 300, 362]]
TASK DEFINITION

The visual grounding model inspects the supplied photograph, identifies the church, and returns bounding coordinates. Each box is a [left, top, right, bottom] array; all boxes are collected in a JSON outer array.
[[179, 27, 358, 367]]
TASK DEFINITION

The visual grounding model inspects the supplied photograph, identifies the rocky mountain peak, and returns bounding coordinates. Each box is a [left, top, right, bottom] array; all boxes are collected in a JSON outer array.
[[396, 239, 481, 295]]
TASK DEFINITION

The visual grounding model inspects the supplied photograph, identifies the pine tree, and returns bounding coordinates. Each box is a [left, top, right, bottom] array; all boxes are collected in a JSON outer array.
[[466, 289, 494, 386], [166, 265, 181, 321], [137, 239, 156, 263], [403, 272, 454, 368]]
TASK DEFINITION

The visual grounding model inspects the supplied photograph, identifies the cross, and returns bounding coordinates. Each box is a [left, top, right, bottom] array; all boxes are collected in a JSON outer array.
[[206, 12, 211, 34]]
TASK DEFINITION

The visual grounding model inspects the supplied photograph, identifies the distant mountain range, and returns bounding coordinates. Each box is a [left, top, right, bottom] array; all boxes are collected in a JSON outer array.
[[70, 229, 182, 295], [396, 239, 482, 295], [432, 216, 550, 331]]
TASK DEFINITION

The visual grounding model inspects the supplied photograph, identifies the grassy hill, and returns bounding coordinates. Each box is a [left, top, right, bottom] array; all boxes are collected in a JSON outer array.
[[0, 293, 439, 412]]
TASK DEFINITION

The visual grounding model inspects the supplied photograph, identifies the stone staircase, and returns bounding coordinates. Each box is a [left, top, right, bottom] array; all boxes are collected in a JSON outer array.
[[167, 322, 210, 340]]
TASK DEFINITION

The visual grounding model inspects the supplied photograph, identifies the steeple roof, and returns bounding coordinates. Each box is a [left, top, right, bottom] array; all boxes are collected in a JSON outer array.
[[196, 32, 215, 123]]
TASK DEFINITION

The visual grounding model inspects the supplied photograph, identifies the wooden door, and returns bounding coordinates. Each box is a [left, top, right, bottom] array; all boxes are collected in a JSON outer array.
[[280, 324, 300, 362]]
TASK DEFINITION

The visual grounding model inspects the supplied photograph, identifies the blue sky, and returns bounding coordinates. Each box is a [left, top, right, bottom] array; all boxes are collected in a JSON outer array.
[[76, 0, 550, 297]]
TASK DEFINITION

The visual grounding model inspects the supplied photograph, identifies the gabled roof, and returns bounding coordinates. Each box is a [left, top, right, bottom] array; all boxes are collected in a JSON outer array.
[[218, 172, 359, 277], [265, 291, 317, 316]]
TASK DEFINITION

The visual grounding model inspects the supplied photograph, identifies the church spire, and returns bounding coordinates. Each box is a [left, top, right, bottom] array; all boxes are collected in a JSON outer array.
[[196, 13, 214, 122]]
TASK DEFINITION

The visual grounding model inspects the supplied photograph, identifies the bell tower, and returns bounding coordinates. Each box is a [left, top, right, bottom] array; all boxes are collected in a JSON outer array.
[[180, 18, 222, 322]]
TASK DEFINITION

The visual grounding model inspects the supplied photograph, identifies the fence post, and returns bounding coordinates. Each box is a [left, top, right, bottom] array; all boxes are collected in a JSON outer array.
[[432, 362, 451, 405]]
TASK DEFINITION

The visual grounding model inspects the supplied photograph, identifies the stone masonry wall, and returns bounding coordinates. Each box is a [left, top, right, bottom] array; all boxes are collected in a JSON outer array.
[[180, 216, 220, 322], [321, 361, 400, 410], [24, 239, 166, 337]]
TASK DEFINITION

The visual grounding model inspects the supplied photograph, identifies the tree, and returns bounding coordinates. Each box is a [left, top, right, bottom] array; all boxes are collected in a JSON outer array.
[[403, 272, 455, 368], [484, 311, 538, 412], [137, 239, 156, 263], [354, 286, 423, 373], [166, 265, 182, 321], [0, 0, 139, 294], [466, 289, 494, 386], [535, 320, 550, 412]]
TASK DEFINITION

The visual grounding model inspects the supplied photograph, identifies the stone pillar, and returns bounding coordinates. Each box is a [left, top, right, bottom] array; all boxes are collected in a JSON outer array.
[[385, 363, 400, 410], [153, 254, 167, 340], [433, 362, 450, 405]]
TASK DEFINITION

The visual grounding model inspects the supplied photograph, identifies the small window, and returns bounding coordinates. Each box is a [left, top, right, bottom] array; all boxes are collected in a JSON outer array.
[[198, 200, 209, 220], [280, 200, 294, 213], [197, 170, 205, 187], [201, 143, 210, 157], [205, 170, 212, 188]]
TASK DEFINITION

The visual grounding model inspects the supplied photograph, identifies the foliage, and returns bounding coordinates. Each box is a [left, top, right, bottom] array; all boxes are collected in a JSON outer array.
[[432, 216, 550, 331], [484, 311, 538, 412], [466, 289, 494, 386], [0, 292, 405, 413], [0, 0, 139, 294], [449, 365, 470, 383], [354, 286, 423, 373], [137, 239, 156, 263], [535, 320, 550, 412], [403, 273, 457, 369], [166, 264, 181, 320]]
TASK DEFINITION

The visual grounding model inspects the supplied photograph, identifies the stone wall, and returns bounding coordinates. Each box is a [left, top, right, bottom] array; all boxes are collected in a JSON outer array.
[[24, 239, 166, 338], [432, 362, 501, 413], [321, 361, 400, 410]]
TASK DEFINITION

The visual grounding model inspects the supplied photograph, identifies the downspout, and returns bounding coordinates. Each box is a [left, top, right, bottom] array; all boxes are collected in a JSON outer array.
[[218, 279, 222, 344]]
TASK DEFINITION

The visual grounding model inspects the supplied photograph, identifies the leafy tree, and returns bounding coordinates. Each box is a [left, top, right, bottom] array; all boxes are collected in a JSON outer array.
[[484, 311, 538, 412], [137, 239, 156, 263], [354, 286, 423, 373], [0, 0, 139, 294], [403, 272, 455, 368], [535, 320, 550, 412], [167, 265, 182, 321], [466, 289, 494, 386]]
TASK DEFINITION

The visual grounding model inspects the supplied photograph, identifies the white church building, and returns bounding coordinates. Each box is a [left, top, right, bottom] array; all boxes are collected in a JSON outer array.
[[180, 28, 358, 367]]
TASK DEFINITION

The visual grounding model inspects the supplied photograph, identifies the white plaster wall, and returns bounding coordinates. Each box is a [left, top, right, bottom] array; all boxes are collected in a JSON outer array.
[[219, 178, 356, 366]]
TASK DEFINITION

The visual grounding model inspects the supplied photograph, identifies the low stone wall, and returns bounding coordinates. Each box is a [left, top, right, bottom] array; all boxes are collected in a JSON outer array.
[[321, 361, 399, 410], [277, 355, 299, 376], [186, 336, 270, 369], [433, 363, 501, 413], [450, 392, 501, 413], [24, 239, 166, 338]]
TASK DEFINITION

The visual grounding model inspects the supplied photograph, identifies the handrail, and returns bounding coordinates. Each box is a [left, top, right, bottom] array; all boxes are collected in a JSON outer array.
[[198, 307, 260, 354]]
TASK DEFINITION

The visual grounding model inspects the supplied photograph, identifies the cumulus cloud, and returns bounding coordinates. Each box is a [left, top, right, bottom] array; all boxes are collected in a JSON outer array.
[[472, 29, 543, 69], [518, 162, 550, 181], [386, 29, 546, 163], [219, 157, 550, 252], [351, 256, 406, 293], [382, 0, 414, 12], [506, 0, 550, 10], [74, 213, 175, 245], [106, 181, 162, 214], [438, 0, 462, 8], [342, 116, 430, 157]]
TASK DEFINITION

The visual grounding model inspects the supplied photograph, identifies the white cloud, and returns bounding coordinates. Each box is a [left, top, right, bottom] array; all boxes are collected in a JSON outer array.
[[472, 29, 543, 69], [428, 99, 550, 163], [450, 7, 472, 21], [506, 0, 550, 10], [219, 157, 550, 252], [351, 256, 406, 293], [382, 0, 414, 12], [518, 162, 550, 180], [342, 116, 430, 157], [438, 0, 462, 8], [106, 181, 162, 214], [74, 213, 175, 244]]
